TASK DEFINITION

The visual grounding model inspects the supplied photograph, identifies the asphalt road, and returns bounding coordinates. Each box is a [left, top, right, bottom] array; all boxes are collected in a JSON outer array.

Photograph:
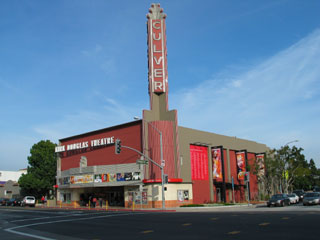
[[0, 204, 319, 240]]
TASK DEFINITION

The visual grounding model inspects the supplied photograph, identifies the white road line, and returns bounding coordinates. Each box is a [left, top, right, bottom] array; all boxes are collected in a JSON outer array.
[[0, 209, 69, 214], [4, 212, 144, 240], [10, 211, 108, 223]]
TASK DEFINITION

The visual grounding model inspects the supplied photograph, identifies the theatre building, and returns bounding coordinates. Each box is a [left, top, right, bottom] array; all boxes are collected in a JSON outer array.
[[55, 4, 268, 208]]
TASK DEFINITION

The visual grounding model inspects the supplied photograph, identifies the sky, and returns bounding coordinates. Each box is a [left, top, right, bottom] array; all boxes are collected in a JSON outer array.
[[1, 0, 320, 171]]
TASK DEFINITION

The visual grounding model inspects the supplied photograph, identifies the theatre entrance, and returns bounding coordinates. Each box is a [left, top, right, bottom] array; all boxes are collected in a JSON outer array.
[[80, 186, 124, 207]]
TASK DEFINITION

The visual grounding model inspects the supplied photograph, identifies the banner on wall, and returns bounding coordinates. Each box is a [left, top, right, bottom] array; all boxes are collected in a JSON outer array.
[[190, 145, 209, 180], [212, 147, 222, 181], [236, 151, 246, 180], [256, 153, 265, 179]]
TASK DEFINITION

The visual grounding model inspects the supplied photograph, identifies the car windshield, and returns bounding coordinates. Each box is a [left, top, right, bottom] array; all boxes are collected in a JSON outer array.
[[271, 194, 284, 199], [305, 193, 320, 197]]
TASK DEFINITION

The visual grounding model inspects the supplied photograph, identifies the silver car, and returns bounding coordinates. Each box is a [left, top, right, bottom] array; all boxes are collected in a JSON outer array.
[[303, 192, 320, 206], [21, 196, 36, 207]]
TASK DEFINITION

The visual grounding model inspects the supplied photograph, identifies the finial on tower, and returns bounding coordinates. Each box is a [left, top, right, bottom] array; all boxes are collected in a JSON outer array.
[[147, 3, 167, 20]]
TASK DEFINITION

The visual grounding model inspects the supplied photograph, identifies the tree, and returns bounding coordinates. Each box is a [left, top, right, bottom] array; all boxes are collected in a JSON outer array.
[[19, 140, 57, 198], [252, 145, 313, 198], [274, 145, 309, 193]]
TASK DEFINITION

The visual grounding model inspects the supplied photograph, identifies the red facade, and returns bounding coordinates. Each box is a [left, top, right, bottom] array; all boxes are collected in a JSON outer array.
[[59, 122, 142, 171]]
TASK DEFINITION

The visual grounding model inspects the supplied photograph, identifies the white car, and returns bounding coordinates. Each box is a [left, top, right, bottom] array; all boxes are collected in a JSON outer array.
[[21, 196, 36, 207], [287, 193, 299, 204]]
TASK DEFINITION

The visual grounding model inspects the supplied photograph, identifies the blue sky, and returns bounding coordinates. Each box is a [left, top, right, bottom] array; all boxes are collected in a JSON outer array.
[[1, 0, 319, 170]]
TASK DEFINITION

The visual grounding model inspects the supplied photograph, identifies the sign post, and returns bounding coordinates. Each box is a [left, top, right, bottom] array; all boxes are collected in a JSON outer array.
[[244, 172, 250, 206], [232, 176, 235, 204]]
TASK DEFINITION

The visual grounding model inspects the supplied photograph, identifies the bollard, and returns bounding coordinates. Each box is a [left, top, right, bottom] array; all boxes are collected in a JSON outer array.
[[60, 201, 62, 208], [74, 201, 76, 209], [105, 200, 108, 211], [132, 201, 135, 211], [47, 200, 49, 207], [89, 200, 91, 210]]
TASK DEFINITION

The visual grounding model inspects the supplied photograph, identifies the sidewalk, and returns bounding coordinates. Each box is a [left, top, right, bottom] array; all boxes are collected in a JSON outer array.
[[35, 202, 264, 213]]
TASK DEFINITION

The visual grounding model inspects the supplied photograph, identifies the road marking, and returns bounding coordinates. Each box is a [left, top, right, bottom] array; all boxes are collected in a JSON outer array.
[[259, 222, 270, 226], [5, 212, 144, 240], [228, 231, 240, 235], [281, 217, 290, 220], [10, 212, 105, 223], [141, 230, 154, 234], [182, 223, 192, 226], [210, 217, 219, 220]]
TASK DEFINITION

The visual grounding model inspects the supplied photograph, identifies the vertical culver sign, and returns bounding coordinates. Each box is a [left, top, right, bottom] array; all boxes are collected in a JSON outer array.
[[147, 3, 167, 93]]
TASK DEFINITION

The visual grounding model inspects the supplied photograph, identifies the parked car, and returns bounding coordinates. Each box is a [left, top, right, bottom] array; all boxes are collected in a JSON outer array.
[[6, 198, 23, 206], [303, 192, 320, 206], [293, 189, 305, 202], [267, 194, 291, 207], [287, 193, 299, 204], [0, 198, 9, 206], [21, 196, 36, 207], [313, 186, 320, 192]]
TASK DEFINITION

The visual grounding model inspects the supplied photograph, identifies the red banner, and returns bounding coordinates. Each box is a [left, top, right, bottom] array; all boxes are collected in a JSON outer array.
[[236, 151, 246, 180], [212, 148, 222, 181], [190, 145, 208, 180]]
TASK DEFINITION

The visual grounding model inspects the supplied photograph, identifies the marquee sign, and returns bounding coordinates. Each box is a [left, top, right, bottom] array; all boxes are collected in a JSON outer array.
[[147, 3, 168, 93], [55, 136, 115, 153]]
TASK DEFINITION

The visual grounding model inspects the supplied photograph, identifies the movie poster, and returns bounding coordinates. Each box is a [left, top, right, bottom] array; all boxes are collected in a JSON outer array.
[[236, 151, 246, 180], [124, 172, 133, 181], [132, 172, 141, 181], [117, 173, 125, 181], [108, 173, 117, 182], [256, 153, 265, 178], [101, 174, 108, 182], [212, 148, 222, 181], [94, 174, 102, 183]]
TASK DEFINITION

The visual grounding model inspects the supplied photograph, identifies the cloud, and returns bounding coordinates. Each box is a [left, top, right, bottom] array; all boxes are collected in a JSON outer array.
[[171, 29, 320, 165], [32, 96, 143, 143], [81, 44, 103, 57]]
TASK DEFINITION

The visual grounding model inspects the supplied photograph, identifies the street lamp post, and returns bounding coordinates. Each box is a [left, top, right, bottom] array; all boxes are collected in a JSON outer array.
[[134, 117, 165, 209], [284, 140, 299, 146]]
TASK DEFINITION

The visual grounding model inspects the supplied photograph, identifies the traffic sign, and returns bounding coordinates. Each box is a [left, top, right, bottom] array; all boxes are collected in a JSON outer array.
[[136, 160, 148, 165]]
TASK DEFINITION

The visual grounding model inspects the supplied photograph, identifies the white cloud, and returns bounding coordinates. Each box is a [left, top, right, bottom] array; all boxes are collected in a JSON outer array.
[[171, 29, 320, 165], [32, 97, 143, 143], [81, 44, 103, 57]]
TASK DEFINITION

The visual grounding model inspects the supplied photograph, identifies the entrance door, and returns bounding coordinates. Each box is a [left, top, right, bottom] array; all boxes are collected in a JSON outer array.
[[105, 188, 124, 207], [216, 188, 221, 202]]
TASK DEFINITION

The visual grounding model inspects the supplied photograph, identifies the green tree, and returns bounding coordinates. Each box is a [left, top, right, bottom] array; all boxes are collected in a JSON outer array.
[[19, 140, 57, 198], [274, 145, 309, 193]]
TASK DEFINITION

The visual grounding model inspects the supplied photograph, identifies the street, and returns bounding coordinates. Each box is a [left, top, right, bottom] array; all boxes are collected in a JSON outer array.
[[0, 204, 319, 240]]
